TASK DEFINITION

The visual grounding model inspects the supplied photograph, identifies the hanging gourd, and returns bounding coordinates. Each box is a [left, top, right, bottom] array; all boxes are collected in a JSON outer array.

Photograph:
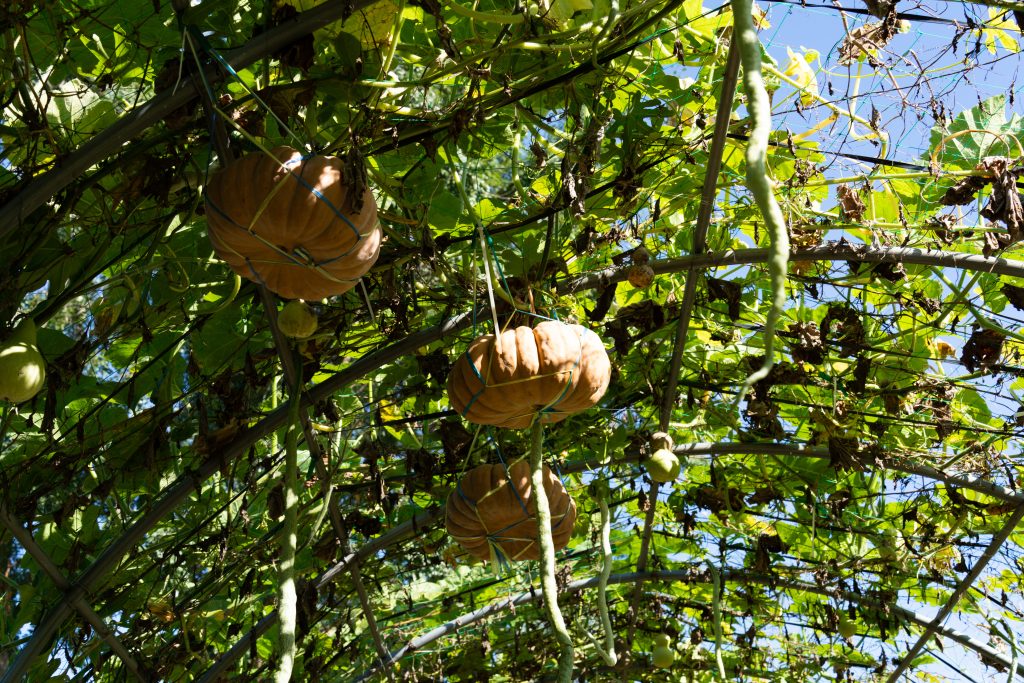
[[446, 460, 576, 563], [445, 319, 609, 683], [0, 319, 46, 404], [446, 320, 611, 429], [204, 146, 381, 301]]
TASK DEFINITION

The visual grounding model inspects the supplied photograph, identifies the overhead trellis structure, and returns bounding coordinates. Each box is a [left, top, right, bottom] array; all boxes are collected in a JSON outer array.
[[3, 0, 1024, 681]]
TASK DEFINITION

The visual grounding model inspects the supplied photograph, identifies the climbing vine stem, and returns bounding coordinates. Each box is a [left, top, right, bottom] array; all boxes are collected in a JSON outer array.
[[274, 383, 302, 683], [731, 0, 789, 406], [530, 419, 574, 682]]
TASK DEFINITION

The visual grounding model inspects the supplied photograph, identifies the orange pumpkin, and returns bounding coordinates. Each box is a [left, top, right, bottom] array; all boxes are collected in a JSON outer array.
[[446, 320, 611, 429], [446, 460, 576, 562], [205, 146, 381, 300]]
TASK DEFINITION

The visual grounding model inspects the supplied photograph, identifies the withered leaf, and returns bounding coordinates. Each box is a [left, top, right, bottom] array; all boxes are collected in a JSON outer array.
[[789, 322, 824, 365], [1003, 283, 1024, 311], [829, 436, 864, 471], [940, 175, 987, 206], [973, 157, 1024, 236], [707, 277, 742, 321], [836, 184, 867, 221], [960, 327, 1005, 373], [821, 304, 865, 357], [838, 10, 899, 67]]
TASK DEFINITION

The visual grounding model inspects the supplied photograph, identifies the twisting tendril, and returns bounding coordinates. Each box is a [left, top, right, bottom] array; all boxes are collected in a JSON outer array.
[[731, 0, 789, 409], [530, 419, 575, 682]]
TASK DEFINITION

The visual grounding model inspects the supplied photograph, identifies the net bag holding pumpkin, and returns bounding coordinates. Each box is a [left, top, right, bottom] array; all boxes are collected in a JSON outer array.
[[446, 320, 611, 429], [444, 319, 610, 680], [446, 460, 576, 563], [204, 146, 381, 301]]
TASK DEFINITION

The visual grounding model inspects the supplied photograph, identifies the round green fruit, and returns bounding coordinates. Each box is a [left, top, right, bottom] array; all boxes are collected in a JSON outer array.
[[644, 448, 680, 483], [653, 633, 671, 647], [652, 644, 675, 668], [278, 301, 318, 339], [837, 615, 856, 641], [0, 342, 46, 403]]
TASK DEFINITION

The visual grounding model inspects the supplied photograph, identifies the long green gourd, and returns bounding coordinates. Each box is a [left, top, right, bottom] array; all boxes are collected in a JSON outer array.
[[530, 420, 575, 682], [275, 392, 301, 683], [732, 0, 789, 405]]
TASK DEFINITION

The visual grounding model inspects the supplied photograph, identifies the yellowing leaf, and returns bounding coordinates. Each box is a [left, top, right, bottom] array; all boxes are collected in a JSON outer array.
[[784, 48, 819, 106], [932, 339, 957, 359], [281, 0, 399, 47], [979, 7, 1020, 55], [549, 0, 593, 23], [343, 0, 400, 48], [753, 3, 770, 29]]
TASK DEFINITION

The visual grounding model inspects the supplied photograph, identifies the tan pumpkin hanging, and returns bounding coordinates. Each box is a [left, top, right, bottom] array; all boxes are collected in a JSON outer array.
[[446, 460, 576, 563], [446, 320, 611, 429], [205, 146, 381, 300]]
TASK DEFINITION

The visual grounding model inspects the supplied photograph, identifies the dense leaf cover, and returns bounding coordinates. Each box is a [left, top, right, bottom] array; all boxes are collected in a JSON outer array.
[[2, 0, 1024, 680]]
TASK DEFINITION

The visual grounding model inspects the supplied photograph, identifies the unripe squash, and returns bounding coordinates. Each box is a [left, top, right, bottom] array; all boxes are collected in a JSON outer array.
[[446, 320, 611, 429], [0, 334, 45, 404], [446, 460, 576, 562], [838, 615, 857, 641], [644, 448, 680, 483], [277, 301, 318, 339], [205, 147, 381, 300], [652, 645, 675, 668]]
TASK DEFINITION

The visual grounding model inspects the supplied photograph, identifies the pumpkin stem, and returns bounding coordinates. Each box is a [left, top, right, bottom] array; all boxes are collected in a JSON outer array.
[[448, 151, 504, 353], [530, 419, 574, 682], [274, 388, 301, 683]]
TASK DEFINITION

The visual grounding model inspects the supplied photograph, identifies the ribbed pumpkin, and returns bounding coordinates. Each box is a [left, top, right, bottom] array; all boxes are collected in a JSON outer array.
[[446, 460, 576, 562], [446, 320, 611, 429], [205, 146, 381, 300]]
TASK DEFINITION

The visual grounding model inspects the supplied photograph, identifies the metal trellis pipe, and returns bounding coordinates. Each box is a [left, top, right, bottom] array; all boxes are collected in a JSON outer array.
[[884, 504, 1024, 683], [351, 569, 1024, 681], [0, 506, 147, 682]]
